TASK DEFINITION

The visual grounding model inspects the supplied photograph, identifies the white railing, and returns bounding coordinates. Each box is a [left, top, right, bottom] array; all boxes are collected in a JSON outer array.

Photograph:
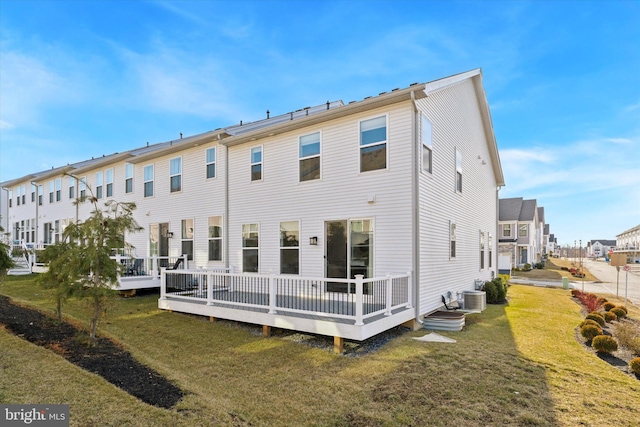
[[110, 254, 190, 279], [160, 270, 412, 326]]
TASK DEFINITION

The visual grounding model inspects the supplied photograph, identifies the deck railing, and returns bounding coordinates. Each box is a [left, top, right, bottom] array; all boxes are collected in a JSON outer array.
[[160, 270, 412, 326], [111, 254, 190, 278]]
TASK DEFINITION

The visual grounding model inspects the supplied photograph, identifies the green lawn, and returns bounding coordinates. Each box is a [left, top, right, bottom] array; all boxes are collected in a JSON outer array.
[[1, 275, 639, 426]]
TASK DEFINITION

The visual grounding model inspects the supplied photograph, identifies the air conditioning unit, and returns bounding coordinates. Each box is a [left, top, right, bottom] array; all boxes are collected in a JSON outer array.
[[463, 290, 486, 311]]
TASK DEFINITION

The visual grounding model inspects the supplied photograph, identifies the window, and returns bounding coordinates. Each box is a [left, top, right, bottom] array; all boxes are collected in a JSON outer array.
[[49, 181, 54, 203], [106, 168, 113, 197], [170, 157, 181, 193], [181, 219, 194, 261], [79, 177, 87, 201], [251, 146, 262, 181], [488, 233, 493, 268], [69, 177, 75, 199], [242, 223, 259, 272], [280, 221, 299, 274], [519, 224, 528, 237], [450, 221, 457, 259], [503, 224, 511, 237], [455, 148, 462, 193], [350, 219, 373, 279], [15, 186, 20, 206], [144, 165, 154, 197], [299, 132, 320, 182], [8, 190, 12, 208], [208, 216, 222, 261], [38, 185, 43, 206], [21, 184, 26, 205], [480, 232, 485, 269], [125, 163, 134, 193], [360, 116, 387, 172], [421, 114, 432, 173], [31, 185, 35, 203], [206, 148, 216, 179], [96, 172, 103, 199]]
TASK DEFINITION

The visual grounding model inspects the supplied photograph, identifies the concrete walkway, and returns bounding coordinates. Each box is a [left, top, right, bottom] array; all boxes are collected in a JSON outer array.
[[509, 258, 640, 306]]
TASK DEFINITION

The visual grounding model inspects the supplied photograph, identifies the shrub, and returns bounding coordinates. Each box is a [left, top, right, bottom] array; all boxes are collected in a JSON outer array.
[[523, 263, 532, 271], [483, 280, 498, 303], [580, 294, 603, 312], [603, 302, 616, 311], [592, 335, 618, 353], [561, 266, 570, 271], [571, 289, 582, 297], [610, 307, 627, 320], [604, 311, 617, 322], [613, 320, 640, 356], [615, 305, 628, 314], [630, 358, 640, 375], [534, 261, 545, 269], [585, 313, 605, 327], [579, 319, 601, 328], [498, 274, 510, 285], [581, 324, 603, 341]]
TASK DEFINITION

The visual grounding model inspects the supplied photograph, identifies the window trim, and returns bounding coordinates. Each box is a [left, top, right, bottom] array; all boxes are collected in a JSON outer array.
[[242, 223, 259, 273], [125, 163, 134, 194], [503, 224, 512, 238], [455, 148, 462, 193], [421, 114, 433, 174], [207, 216, 223, 262], [279, 220, 300, 275], [519, 224, 528, 238], [250, 146, 263, 182], [181, 218, 194, 261], [170, 157, 182, 193], [79, 177, 87, 201], [69, 177, 75, 199], [480, 231, 485, 270], [299, 131, 321, 182], [488, 233, 493, 268], [143, 164, 154, 198], [359, 114, 388, 173], [206, 147, 216, 180], [105, 168, 114, 198], [49, 180, 54, 204], [450, 220, 457, 259], [95, 171, 103, 200]]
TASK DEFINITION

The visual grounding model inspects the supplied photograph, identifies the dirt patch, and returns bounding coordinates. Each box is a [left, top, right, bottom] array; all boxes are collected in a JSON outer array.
[[0, 295, 184, 408]]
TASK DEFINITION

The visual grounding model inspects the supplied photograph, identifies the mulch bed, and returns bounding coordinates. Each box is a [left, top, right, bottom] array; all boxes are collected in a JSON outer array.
[[0, 295, 184, 408]]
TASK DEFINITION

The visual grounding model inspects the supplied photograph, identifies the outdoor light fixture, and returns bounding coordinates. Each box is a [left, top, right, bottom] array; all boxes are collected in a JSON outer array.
[[309, 236, 318, 246], [166, 231, 174, 238]]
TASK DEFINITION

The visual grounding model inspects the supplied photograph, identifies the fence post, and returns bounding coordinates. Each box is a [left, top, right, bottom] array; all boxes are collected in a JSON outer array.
[[160, 267, 167, 300], [207, 270, 214, 306], [355, 275, 364, 326], [268, 274, 277, 314], [385, 274, 392, 316], [152, 255, 158, 279], [406, 271, 413, 309]]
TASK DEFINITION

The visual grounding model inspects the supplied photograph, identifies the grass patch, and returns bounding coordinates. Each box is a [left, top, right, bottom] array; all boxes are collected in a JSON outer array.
[[514, 258, 599, 282], [1, 276, 639, 426]]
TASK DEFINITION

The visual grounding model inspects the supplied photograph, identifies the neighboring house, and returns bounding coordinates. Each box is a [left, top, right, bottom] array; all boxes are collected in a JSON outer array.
[[587, 240, 616, 259], [547, 233, 558, 257], [0, 68, 504, 346], [498, 197, 543, 267], [614, 224, 640, 263]]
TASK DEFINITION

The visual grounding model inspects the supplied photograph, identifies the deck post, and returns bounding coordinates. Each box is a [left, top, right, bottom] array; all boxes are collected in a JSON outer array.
[[159, 267, 167, 300], [268, 274, 277, 314], [334, 336, 344, 354], [207, 270, 214, 306], [406, 271, 413, 309], [262, 325, 271, 337], [385, 274, 392, 316], [153, 256, 158, 279], [354, 275, 364, 326]]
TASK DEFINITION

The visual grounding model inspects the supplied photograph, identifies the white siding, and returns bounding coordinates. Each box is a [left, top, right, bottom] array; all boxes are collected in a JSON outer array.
[[416, 77, 499, 315]]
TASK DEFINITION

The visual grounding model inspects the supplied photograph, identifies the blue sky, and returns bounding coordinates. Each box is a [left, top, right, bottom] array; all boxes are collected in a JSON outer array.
[[1, 0, 638, 246]]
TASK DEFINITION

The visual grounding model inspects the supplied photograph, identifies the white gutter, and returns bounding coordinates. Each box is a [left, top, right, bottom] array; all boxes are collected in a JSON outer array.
[[410, 90, 421, 323]]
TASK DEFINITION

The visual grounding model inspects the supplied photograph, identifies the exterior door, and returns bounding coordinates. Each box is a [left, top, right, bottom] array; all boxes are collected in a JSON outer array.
[[325, 219, 373, 293], [150, 223, 170, 267], [325, 220, 348, 292]]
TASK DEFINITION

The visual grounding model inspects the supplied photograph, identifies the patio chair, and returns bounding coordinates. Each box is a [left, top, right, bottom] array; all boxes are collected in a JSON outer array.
[[441, 295, 460, 311], [166, 257, 184, 270], [126, 258, 145, 276]]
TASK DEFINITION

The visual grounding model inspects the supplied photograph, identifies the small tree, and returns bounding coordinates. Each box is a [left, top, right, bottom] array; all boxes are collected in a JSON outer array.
[[56, 184, 142, 346], [36, 241, 78, 321], [0, 219, 17, 282]]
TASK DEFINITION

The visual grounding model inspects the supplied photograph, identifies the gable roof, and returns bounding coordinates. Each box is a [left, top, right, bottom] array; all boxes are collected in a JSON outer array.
[[499, 197, 539, 222]]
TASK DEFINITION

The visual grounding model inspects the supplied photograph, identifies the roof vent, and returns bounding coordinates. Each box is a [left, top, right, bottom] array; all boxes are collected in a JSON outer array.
[[326, 101, 330, 110], [266, 110, 270, 119], [410, 82, 419, 86]]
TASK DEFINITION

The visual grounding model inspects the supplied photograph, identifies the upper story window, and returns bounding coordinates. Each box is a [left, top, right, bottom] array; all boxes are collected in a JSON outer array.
[[31, 184, 35, 203], [503, 224, 512, 237], [15, 186, 20, 206], [421, 114, 432, 174], [206, 147, 216, 179], [144, 165, 154, 198], [106, 168, 114, 197], [251, 146, 262, 181], [360, 115, 387, 172], [455, 148, 462, 193], [55, 178, 61, 202], [79, 177, 87, 201], [49, 180, 54, 203], [519, 224, 528, 237], [69, 177, 75, 199], [208, 216, 222, 261], [21, 184, 26, 205], [8, 190, 12, 208], [450, 221, 457, 259], [96, 172, 103, 199], [280, 221, 300, 274], [480, 231, 485, 269], [299, 132, 320, 182], [170, 157, 182, 193], [38, 185, 43, 206], [125, 163, 134, 194]]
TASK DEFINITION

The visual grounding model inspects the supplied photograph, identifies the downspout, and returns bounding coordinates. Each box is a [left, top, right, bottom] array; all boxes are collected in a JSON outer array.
[[30, 182, 38, 248], [221, 134, 230, 272], [410, 90, 421, 323]]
